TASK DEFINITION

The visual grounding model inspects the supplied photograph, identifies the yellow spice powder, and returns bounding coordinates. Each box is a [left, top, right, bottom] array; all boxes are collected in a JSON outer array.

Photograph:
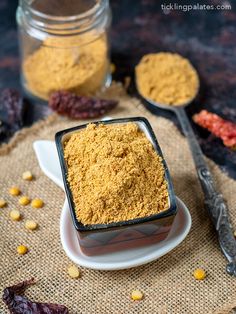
[[135, 52, 199, 106], [64, 123, 169, 225], [23, 33, 108, 100]]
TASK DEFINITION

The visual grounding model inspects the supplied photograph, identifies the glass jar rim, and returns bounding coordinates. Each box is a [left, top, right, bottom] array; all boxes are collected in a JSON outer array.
[[19, 0, 109, 35]]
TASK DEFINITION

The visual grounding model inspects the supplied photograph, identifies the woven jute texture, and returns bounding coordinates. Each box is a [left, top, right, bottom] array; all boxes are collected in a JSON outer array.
[[0, 83, 236, 314]]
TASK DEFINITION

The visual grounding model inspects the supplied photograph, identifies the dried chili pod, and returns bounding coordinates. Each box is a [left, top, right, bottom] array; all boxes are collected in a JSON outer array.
[[2, 278, 69, 314], [0, 120, 11, 142], [49, 90, 118, 119], [0, 89, 25, 130], [193, 110, 236, 149], [0, 89, 26, 142]]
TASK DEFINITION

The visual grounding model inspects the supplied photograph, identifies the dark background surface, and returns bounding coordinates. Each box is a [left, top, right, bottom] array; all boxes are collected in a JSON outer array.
[[0, 0, 235, 178]]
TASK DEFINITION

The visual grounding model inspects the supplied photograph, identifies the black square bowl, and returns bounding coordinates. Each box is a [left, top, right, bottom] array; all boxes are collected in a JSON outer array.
[[55, 117, 177, 256]]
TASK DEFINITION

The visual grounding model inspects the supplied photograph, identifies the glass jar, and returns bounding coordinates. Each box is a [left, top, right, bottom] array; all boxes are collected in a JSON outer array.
[[16, 0, 111, 101]]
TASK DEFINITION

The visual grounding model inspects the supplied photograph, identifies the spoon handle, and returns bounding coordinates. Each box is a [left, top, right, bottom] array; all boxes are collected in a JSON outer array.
[[175, 107, 236, 276]]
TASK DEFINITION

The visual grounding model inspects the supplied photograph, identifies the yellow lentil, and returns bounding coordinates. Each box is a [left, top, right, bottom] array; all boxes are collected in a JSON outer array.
[[67, 265, 80, 279], [17, 245, 28, 255], [22, 171, 33, 181], [31, 198, 44, 208], [19, 196, 31, 206], [0, 199, 7, 208], [193, 268, 206, 280], [10, 210, 21, 221], [9, 187, 21, 196], [131, 290, 143, 301], [25, 220, 38, 231]]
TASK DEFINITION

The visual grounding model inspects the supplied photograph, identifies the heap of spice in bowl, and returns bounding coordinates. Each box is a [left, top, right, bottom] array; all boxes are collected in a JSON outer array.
[[56, 117, 177, 256], [64, 122, 169, 225]]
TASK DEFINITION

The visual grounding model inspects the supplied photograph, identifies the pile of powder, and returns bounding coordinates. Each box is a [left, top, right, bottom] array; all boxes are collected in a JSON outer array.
[[64, 122, 169, 225], [23, 33, 108, 100], [135, 52, 199, 106]]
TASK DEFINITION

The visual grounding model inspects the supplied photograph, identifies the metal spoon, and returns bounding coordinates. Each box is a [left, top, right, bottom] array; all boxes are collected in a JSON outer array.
[[136, 80, 236, 276]]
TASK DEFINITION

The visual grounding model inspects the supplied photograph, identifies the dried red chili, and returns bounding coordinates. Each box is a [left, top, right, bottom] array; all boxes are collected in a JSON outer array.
[[193, 110, 236, 149], [0, 89, 26, 142], [2, 278, 69, 314], [49, 90, 118, 119]]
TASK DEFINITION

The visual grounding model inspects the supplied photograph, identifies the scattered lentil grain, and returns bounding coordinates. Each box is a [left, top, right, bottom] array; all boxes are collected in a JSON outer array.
[[22, 171, 33, 181], [193, 268, 206, 280], [131, 290, 143, 301], [0, 199, 7, 208], [9, 187, 21, 196], [67, 265, 80, 279], [25, 220, 38, 231], [17, 245, 28, 255], [10, 210, 21, 221], [19, 196, 30, 206], [31, 199, 44, 208]]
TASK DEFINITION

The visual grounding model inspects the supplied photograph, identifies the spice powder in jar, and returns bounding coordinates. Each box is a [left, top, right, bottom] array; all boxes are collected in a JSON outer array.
[[17, 0, 111, 100]]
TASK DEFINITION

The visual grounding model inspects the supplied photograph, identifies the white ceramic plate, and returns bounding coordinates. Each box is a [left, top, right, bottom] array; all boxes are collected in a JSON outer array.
[[33, 140, 192, 270]]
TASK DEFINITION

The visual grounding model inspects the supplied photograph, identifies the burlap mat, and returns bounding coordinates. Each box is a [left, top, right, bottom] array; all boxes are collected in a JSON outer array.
[[0, 83, 236, 314]]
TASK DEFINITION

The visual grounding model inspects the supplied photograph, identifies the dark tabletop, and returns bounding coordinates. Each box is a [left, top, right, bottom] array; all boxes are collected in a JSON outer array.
[[0, 0, 236, 178]]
